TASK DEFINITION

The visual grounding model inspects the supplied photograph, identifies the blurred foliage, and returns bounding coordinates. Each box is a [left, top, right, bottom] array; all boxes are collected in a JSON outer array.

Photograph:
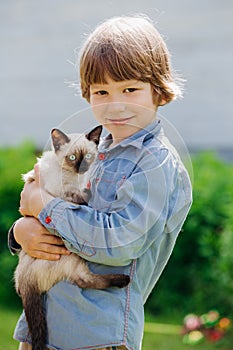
[[0, 141, 37, 307], [0, 144, 233, 320], [145, 152, 233, 317], [0, 141, 37, 250]]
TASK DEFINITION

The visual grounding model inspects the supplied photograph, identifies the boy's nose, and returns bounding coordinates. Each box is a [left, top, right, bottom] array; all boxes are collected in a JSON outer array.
[[106, 101, 126, 113]]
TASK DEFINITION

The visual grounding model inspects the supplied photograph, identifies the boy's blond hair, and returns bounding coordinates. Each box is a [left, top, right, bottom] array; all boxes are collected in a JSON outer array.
[[79, 15, 183, 105]]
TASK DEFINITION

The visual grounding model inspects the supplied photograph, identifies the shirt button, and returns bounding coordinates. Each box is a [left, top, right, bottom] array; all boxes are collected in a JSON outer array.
[[86, 181, 91, 189], [45, 216, 52, 224], [98, 153, 105, 160]]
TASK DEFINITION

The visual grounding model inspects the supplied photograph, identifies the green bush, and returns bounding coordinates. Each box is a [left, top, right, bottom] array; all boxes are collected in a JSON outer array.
[[0, 141, 37, 307], [145, 152, 233, 316], [0, 141, 37, 249]]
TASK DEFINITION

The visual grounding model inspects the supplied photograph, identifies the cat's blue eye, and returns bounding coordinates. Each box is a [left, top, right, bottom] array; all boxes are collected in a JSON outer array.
[[85, 153, 92, 160], [69, 154, 76, 161]]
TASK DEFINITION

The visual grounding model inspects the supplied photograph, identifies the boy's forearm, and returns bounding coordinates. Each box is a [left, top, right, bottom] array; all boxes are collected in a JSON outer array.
[[37, 169, 191, 267], [38, 196, 163, 267]]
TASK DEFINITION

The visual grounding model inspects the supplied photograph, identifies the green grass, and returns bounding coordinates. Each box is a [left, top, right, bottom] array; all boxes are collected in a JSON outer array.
[[0, 307, 231, 350], [143, 332, 217, 350], [0, 307, 21, 350], [142, 323, 230, 350]]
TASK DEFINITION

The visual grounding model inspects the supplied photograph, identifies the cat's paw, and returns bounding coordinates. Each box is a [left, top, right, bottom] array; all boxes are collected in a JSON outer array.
[[22, 169, 35, 183], [83, 188, 91, 201], [65, 191, 88, 204]]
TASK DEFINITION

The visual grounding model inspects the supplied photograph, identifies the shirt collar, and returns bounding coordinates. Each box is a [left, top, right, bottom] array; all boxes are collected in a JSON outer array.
[[100, 119, 162, 151]]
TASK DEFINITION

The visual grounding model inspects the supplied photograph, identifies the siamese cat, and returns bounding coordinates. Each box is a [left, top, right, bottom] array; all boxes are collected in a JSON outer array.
[[14, 125, 130, 350]]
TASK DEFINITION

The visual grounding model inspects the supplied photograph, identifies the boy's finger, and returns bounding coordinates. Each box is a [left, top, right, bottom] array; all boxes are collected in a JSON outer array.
[[31, 250, 61, 261], [40, 243, 71, 255], [41, 234, 65, 245]]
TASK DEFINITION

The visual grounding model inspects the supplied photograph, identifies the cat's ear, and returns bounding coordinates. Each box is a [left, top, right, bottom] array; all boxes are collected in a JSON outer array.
[[51, 128, 70, 152], [86, 125, 103, 145]]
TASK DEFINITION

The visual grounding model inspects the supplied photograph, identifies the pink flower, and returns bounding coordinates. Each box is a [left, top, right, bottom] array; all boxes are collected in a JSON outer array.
[[184, 314, 201, 331]]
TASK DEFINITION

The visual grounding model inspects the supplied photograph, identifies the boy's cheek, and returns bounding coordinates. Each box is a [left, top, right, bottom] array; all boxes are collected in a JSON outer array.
[[91, 105, 106, 121]]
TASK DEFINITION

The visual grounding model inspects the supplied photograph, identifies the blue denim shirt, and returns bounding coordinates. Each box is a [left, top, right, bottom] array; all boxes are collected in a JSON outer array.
[[13, 119, 192, 350]]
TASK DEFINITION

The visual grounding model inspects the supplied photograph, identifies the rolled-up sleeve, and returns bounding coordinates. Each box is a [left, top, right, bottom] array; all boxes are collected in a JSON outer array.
[[8, 223, 21, 255]]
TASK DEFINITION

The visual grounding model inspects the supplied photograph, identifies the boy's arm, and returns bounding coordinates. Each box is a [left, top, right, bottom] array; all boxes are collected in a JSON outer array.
[[38, 158, 192, 267]]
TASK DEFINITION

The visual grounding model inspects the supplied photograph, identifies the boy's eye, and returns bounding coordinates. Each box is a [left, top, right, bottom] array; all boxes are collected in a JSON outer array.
[[96, 90, 107, 95], [124, 88, 137, 93], [85, 153, 92, 160], [69, 154, 76, 161]]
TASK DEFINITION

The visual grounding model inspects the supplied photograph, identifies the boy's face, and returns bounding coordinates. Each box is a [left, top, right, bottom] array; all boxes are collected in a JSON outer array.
[[90, 77, 158, 145]]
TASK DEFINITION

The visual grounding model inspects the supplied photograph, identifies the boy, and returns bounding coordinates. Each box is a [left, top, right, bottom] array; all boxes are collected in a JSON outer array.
[[9, 15, 192, 350]]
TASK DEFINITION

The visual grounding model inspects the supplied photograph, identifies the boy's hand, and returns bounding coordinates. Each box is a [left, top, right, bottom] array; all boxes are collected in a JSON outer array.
[[14, 217, 71, 260], [19, 164, 54, 218]]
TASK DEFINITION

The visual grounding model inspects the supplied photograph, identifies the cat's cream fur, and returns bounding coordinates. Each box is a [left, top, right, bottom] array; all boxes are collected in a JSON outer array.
[[14, 126, 130, 350]]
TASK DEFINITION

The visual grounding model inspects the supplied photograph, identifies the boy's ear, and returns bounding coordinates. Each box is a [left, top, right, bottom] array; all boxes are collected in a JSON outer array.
[[86, 125, 103, 145], [158, 97, 167, 106], [51, 128, 70, 152], [152, 86, 168, 107]]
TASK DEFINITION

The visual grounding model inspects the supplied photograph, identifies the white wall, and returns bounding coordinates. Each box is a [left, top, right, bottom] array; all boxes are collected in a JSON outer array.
[[1, 0, 232, 152]]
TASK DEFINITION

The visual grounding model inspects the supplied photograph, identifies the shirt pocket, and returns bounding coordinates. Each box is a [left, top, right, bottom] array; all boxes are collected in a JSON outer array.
[[92, 169, 127, 210]]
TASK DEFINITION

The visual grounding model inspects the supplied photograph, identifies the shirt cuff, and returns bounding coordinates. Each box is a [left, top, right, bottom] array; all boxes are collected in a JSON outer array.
[[8, 223, 22, 255], [38, 198, 73, 229], [38, 198, 96, 257]]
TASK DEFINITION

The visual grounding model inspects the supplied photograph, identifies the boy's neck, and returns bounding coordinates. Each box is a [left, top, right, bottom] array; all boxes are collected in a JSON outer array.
[[107, 118, 158, 149]]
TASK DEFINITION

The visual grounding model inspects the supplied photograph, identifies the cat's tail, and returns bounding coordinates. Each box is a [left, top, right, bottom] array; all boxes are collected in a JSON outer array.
[[71, 273, 130, 290], [103, 274, 130, 288], [21, 283, 47, 350]]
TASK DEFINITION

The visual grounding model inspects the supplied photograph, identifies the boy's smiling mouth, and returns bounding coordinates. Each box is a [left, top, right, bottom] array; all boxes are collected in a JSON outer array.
[[106, 116, 135, 125]]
